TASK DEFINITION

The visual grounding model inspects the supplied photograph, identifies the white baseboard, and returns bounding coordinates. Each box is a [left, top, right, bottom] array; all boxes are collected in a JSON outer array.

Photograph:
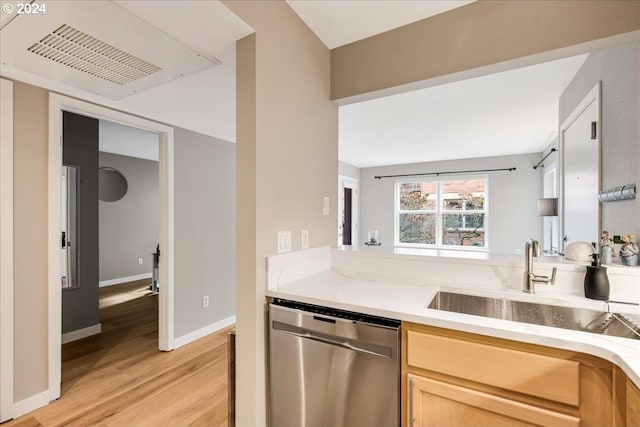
[[173, 315, 236, 349], [61, 323, 102, 344], [99, 273, 152, 287], [13, 390, 49, 419]]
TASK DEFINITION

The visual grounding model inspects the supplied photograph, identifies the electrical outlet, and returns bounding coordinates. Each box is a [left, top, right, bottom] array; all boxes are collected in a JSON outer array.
[[202, 296, 209, 308], [138, 257, 143, 265], [301, 229, 309, 249]]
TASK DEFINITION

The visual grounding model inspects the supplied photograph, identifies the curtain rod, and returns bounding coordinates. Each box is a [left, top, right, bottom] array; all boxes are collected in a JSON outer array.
[[374, 167, 516, 180], [533, 148, 557, 170]]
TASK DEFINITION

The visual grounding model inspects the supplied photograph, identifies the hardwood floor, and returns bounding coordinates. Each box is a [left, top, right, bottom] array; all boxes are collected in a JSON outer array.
[[5, 281, 232, 427]]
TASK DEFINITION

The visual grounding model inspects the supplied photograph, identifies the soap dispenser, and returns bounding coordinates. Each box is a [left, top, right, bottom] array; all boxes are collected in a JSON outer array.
[[584, 253, 610, 300]]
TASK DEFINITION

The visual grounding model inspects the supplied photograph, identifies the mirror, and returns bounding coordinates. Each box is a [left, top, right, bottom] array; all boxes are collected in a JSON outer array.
[[99, 167, 128, 202], [339, 40, 638, 256], [61, 165, 79, 289]]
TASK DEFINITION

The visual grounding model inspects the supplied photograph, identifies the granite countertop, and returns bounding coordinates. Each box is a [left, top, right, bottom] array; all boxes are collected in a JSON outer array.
[[265, 267, 640, 388]]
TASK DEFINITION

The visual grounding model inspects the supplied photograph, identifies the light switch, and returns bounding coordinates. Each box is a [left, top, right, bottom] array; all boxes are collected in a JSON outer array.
[[277, 231, 291, 254], [301, 230, 309, 249], [323, 197, 330, 216]]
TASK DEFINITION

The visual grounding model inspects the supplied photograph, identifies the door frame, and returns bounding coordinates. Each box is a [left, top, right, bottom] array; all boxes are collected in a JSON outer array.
[[0, 78, 14, 423], [47, 94, 175, 401], [558, 81, 601, 252]]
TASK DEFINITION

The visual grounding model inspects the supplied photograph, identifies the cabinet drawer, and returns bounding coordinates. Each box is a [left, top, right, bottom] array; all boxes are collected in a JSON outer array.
[[408, 374, 580, 427], [407, 330, 580, 406]]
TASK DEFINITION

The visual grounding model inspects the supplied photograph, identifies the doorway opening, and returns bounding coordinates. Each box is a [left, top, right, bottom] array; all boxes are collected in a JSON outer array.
[[48, 94, 175, 401], [60, 112, 162, 383], [338, 175, 359, 246]]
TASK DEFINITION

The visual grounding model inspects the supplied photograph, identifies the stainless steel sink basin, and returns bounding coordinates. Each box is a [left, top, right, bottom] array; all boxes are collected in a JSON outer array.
[[427, 291, 640, 340]]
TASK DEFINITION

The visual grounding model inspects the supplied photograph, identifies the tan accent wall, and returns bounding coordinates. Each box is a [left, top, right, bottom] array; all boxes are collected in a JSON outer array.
[[331, 1, 640, 100], [223, 1, 338, 425], [13, 81, 49, 401], [234, 31, 260, 424]]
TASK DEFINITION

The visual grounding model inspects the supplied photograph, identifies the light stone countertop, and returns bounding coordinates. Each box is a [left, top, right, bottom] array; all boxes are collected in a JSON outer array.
[[265, 267, 640, 388]]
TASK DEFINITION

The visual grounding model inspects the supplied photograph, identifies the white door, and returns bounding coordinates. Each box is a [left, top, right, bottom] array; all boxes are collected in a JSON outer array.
[[561, 91, 599, 249]]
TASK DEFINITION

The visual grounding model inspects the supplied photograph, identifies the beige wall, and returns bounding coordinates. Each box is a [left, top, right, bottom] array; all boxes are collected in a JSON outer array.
[[331, 1, 640, 101], [223, 1, 338, 425], [13, 82, 49, 402]]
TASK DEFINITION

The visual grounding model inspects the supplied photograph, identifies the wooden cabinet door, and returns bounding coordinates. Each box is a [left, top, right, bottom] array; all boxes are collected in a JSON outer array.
[[408, 374, 579, 427], [629, 379, 640, 427]]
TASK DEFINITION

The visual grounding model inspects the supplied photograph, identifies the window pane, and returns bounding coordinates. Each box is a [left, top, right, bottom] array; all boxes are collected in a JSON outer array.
[[399, 182, 437, 210], [399, 213, 436, 244], [442, 213, 485, 247], [442, 179, 485, 210]]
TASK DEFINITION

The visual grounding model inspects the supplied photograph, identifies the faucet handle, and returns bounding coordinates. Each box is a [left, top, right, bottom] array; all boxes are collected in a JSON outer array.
[[532, 267, 557, 286]]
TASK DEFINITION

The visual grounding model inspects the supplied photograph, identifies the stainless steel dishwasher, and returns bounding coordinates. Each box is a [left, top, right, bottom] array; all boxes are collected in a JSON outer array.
[[269, 299, 401, 427]]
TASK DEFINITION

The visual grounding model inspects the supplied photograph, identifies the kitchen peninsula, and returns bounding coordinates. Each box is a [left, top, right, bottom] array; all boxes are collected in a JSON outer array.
[[265, 246, 640, 426]]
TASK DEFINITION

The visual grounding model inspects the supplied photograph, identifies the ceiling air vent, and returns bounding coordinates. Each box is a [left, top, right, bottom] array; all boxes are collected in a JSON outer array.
[[27, 24, 162, 86], [1, 0, 218, 99]]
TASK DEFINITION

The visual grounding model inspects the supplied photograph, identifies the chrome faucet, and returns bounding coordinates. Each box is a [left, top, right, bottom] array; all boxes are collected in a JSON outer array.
[[523, 238, 557, 293]]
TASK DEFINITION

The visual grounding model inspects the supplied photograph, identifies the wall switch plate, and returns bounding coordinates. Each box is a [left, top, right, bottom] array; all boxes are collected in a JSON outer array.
[[301, 229, 309, 249], [277, 231, 291, 254], [138, 257, 143, 265], [323, 196, 330, 215], [202, 296, 209, 308]]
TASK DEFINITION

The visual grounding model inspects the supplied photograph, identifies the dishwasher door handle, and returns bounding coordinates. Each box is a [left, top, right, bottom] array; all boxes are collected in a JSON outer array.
[[272, 321, 393, 359]]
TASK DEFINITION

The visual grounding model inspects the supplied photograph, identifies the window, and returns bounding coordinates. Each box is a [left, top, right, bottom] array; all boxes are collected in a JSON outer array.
[[395, 177, 488, 249]]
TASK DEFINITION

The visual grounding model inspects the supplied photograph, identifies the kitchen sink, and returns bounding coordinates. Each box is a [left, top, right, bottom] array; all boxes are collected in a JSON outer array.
[[427, 291, 640, 340]]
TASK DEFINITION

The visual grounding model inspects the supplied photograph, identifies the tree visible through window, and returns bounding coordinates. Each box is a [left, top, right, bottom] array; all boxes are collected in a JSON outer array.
[[396, 177, 487, 249]]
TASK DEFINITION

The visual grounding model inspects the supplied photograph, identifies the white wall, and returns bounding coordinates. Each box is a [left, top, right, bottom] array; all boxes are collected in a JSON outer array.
[[99, 152, 159, 283], [359, 153, 543, 254]]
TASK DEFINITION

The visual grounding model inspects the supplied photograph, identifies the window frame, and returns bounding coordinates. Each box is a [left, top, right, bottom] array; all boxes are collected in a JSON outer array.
[[394, 175, 489, 250]]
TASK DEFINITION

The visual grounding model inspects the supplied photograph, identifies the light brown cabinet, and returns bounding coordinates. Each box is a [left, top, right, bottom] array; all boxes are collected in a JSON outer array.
[[628, 378, 640, 427], [403, 323, 613, 427], [408, 373, 578, 427]]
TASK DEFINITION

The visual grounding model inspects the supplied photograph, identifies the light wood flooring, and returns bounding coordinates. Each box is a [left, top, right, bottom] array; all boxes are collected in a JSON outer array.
[[5, 280, 232, 427]]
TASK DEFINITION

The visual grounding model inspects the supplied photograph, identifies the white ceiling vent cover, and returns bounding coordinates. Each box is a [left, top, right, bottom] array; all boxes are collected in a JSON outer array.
[[0, 1, 219, 99], [28, 24, 162, 86]]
